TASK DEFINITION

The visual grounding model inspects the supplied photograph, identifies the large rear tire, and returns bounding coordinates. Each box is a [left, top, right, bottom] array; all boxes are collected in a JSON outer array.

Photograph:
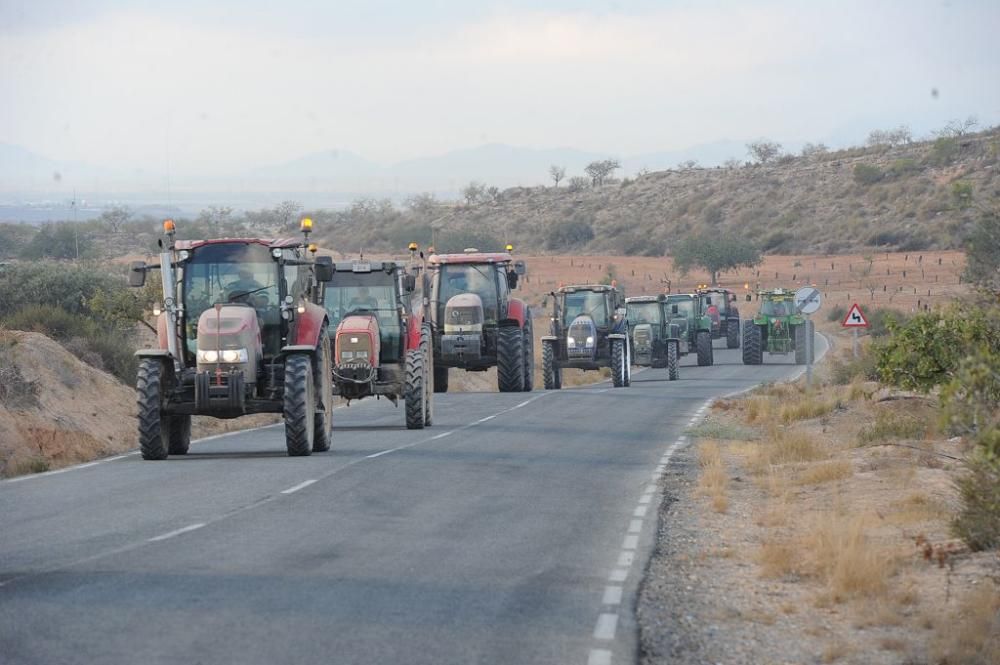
[[137, 358, 171, 461], [726, 318, 741, 349], [497, 325, 525, 392], [433, 365, 449, 393], [283, 354, 315, 456], [794, 324, 807, 365], [405, 347, 426, 430], [542, 339, 561, 390], [667, 340, 679, 381], [742, 321, 763, 365], [312, 325, 334, 452], [611, 338, 626, 388], [420, 324, 434, 427], [521, 316, 534, 392], [168, 415, 191, 455], [696, 330, 713, 366]]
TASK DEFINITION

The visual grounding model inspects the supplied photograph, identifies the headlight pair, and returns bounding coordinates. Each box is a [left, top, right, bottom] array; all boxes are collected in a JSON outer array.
[[197, 348, 249, 364]]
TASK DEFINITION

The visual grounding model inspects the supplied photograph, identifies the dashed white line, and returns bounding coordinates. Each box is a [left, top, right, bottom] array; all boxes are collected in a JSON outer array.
[[608, 568, 628, 583], [593, 613, 619, 640], [638, 493, 653, 505], [280, 479, 317, 494], [622, 534, 639, 550], [587, 649, 613, 665], [602, 585, 623, 606], [431, 431, 453, 440], [476, 415, 497, 423], [366, 449, 395, 459], [148, 523, 205, 542], [627, 519, 643, 534], [617, 551, 634, 567], [633, 505, 648, 518], [511, 399, 532, 410], [645, 483, 657, 493]]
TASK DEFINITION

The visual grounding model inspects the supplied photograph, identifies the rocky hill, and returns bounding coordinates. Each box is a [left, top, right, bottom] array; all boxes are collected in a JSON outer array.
[[426, 128, 999, 256]]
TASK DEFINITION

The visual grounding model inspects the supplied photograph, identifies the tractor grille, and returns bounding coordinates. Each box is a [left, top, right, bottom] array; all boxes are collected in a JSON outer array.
[[448, 306, 482, 326], [634, 326, 652, 348]]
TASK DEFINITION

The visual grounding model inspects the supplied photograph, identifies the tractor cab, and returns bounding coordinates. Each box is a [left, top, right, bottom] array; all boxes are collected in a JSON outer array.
[[626, 294, 680, 376], [322, 261, 410, 365], [742, 288, 812, 365], [695, 286, 742, 347], [665, 293, 715, 365]]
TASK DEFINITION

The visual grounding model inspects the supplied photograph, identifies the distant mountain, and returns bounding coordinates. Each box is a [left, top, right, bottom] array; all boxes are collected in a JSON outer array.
[[0, 142, 156, 193]]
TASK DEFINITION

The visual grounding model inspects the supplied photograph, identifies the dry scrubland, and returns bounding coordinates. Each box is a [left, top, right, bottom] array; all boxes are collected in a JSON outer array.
[[639, 328, 999, 665]]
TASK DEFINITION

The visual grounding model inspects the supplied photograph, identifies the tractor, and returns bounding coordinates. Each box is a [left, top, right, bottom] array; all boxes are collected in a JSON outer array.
[[625, 294, 680, 380], [696, 286, 742, 349], [127, 218, 335, 459], [425, 246, 532, 393], [664, 293, 715, 366], [319, 247, 433, 429], [742, 288, 815, 365], [540, 284, 632, 389]]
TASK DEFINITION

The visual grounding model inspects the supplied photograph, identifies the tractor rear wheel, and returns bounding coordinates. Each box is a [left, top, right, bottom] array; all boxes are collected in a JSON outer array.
[[696, 331, 714, 366], [624, 340, 632, 386], [168, 415, 191, 455], [742, 321, 763, 365], [497, 325, 525, 392], [283, 354, 315, 456], [434, 365, 449, 393], [421, 324, 434, 426], [405, 348, 426, 430], [726, 317, 741, 349], [667, 340, 679, 381], [521, 316, 534, 392], [137, 358, 171, 460], [611, 338, 627, 388], [542, 339, 561, 390], [312, 325, 334, 452], [794, 324, 807, 365]]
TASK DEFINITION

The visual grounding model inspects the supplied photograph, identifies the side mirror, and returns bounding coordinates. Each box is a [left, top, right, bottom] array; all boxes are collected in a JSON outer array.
[[403, 274, 417, 292], [730, 294, 737, 302], [507, 271, 519, 289], [746, 294, 752, 302], [128, 261, 147, 287], [314, 256, 334, 282], [513, 260, 526, 275]]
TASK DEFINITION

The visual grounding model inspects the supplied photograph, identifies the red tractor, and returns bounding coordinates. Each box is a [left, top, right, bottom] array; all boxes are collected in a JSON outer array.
[[319, 246, 433, 429], [128, 218, 335, 459], [425, 246, 532, 392]]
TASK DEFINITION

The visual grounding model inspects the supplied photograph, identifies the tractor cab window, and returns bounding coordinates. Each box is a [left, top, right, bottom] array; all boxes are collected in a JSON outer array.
[[667, 298, 695, 319], [434, 264, 500, 323], [761, 300, 791, 317], [627, 302, 662, 326], [563, 291, 609, 327], [181, 243, 280, 356], [323, 275, 400, 362]]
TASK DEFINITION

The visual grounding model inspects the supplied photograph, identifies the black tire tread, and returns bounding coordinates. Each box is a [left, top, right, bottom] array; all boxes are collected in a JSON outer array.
[[137, 358, 170, 460], [405, 348, 425, 429], [497, 326, 525, 392], [312, 325, 333, 452], [696, 331, 713, 366], [167, 415, 191, 455], [726, 317, 741, 349], [668, 341, 679, 381], [611, 338, 626, 388], [742, 320, 763, 365], [542, 340, 560, 390], [283, 354, 314, 456]]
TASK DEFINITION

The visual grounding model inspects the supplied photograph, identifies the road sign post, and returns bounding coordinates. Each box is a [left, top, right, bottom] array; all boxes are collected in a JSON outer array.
[[795, 287, 823, 387], [841, 303, 870, 358]]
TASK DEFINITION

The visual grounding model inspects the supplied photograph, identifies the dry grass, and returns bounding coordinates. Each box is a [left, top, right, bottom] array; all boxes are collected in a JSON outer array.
[[779, 395, 840, 423], [820, 641, 850, 662], [696, 440, 729, 513], [929, 583, 1000, 665], [797, 460, 853, 485], [758, 538, 798, 578], [744, 428, 828, 475], [887, 492, 949, 525], [803, 512, 895, 602]]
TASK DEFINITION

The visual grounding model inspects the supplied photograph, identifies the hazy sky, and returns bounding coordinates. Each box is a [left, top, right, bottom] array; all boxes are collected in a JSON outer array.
[[2, 0, 998, 175]]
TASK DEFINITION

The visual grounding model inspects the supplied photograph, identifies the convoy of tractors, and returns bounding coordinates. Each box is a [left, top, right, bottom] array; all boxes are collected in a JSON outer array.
[[127, 220, 818, 459]]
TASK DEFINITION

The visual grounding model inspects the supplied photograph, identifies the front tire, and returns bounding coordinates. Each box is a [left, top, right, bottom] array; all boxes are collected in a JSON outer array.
[[696, 331, 714, 366], [742, 321, 763, 365], [137, 358, 171, 461], [667, 340, 679, 381], [420, 324, 434, 427], [542, 339, 561, 390], [405, 348, 426, 430], [284, 354, 315, 456], [497, 326, 525, 392], [312, 325, 334, 452], [521, 316, 534, 392], [726, 318, 741, 349], [795, 324, 807, 365], [611, 338, 627, 388], [168, 415, 191, 455]]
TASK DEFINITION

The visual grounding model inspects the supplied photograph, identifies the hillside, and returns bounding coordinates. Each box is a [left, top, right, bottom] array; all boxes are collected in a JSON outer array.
[[425, 128, 999, 256]]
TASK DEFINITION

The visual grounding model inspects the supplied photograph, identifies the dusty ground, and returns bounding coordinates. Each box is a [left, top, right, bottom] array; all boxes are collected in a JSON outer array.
[[638, 343, 1000, 665]]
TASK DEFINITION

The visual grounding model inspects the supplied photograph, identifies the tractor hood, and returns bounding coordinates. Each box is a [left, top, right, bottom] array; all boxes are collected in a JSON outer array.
[[336, 314, 380, 367], [567, 315, 597, 359], [195, 305, 261, 375], [444, 293, 484, 334]]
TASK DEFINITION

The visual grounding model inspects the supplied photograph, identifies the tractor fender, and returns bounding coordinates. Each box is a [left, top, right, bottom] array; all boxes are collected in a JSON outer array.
[[503, 298, 528, 328], [607, 333, 628, 340], [405, 310, 423, 352], [281, 344, 318, 355], [290, 303, 328, 348], [540, 335, 558, 342], [135, 349, 172, 358]]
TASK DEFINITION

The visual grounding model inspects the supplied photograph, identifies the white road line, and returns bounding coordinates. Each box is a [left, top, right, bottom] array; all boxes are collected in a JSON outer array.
[[148, 523, 205, 542], [622, 534, 639, 550], [608, 568, 628, 583], [593, 613, 619, 640], [511, 399, 532, 409], [654, 464, 665, 473], [588, 649, 613, 665], [633, 505, 648, 518], [645, 484, 657, 493], [602, 585, 623, 606], [617, 551, 634, 567], [638, 493, 653, 505], [366, 449, 395, 459], [627, 519, 643, 534], [476, 414, 497, 423], [280, 479, 317, 494], [431, 431, 453, 440]]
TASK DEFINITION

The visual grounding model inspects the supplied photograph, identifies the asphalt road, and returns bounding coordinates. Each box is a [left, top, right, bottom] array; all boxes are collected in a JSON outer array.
[[0, 336, 827, 665]]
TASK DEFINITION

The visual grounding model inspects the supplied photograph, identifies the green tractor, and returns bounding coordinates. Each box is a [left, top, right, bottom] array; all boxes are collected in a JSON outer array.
[[695, 287, 741, 349], [664, 293, 715, 366], [625, 295, 680, 380], [742, 288, 815, 365]]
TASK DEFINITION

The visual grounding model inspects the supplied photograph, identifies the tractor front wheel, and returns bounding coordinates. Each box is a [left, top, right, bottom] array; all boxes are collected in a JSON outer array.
[[137, 358, 171, 460], [542, 339, 561, 390], [696, 331, 714, 366], [726, 318, 741, 349], [405, 347, 426, 430], [667, 340, 679, 381], [497, 326, 525, 392], [421, 324, 434, 427], [742, 321, 763, 365], [521, 316, 534, 392], [283, 354, 315, 456], [611, 338, 627, 388], [312, 325, 334, 452], [168, 415, 191, 455], [794, 324, 807, 365]]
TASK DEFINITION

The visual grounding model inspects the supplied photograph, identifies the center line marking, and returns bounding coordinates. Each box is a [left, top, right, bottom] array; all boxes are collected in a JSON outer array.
[[602, 585, 623, 606], [638, 494, 653, 504], [477, 415, 496, 423], [593, 613, 619, 640], [628, 519, 643, 533], [622, 534, 639, 550], [148, 523, 205, 542], [365, 449, 395, 459], [608, 568, 628, 582], [588, 649, 613, 665], [617, 551, 634, 567], [280, 479, 317, 494], [431, 431, 453, 440], [634, 505, 648, 517]]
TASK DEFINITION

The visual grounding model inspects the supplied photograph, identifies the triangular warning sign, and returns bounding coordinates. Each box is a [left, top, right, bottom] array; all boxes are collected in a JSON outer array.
[[842, 303, 869, 328]]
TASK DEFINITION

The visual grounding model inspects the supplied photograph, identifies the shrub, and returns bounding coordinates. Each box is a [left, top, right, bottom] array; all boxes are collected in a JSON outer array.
[[545, 217, 594, 249], [953, 438, 1000, 551], [853, 163, 884, 186], [0, 340, 39, 409], [827, 304, 847, 322]]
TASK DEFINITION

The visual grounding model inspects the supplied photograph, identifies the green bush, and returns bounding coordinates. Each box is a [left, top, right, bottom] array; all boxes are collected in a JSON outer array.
[[953, 443, 1000, 551], [827, 304, 847, 322], [853, 163, 884, 186], [0, 262, 125, 316], [546, 217, 595, 249], [866, 307, 909, 338]]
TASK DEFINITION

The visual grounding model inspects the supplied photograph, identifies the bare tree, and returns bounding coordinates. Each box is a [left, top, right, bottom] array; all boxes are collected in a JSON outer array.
[[867, 125, 911, 148], [486, 185, 501, 204], [274, 200, 303, 229], [567, 176, 590, 192], [197, 205, 234, 227], [99, 205, 132, 234], [800, 142, 829, 158], [584, 159, 621, 187], [935, 115, 980, 138], [549, 165, 566, 187], [462, 181, 487, 206], [723, 157, 743, 169], [746, 140, 782, 165], [677, 159, 699, 171]]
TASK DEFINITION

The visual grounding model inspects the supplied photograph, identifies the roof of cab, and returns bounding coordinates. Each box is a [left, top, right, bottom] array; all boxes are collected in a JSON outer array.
[[557, 284, 619, 294], [173, 238, 302, 250], [428, 252, 513, 265]]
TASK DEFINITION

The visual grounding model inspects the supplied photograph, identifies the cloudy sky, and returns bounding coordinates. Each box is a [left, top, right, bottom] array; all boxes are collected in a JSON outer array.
[[2, 0, 998, 176]]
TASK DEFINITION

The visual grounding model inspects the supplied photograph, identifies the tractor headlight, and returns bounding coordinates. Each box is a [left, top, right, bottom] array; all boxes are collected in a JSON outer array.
[[566, 336, 576, 348], [198, 349, 218, 363], [341, 351, 354, 360], [585, 336, 595, 347], [198, 348, 248, 364]]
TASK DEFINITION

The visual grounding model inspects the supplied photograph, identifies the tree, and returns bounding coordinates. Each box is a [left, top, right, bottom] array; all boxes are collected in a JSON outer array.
[[196, 205, 233, 227], [964, 206, 1000, 295], [866, 125, 911, 148], [677, 159, 698, 170], [935, 115, 979, 138], [99, 205, 132, 234], [584, 159, 621, 187], [567, 176, 590, 192], [462, 181, 487, 205], [800, 142, 829, 158], [274, 200, 303, 230], [19, 223, 93, 260], [671, 232, 762, 286], [549, 165, 566, 187], [746, 140, 782, 165]]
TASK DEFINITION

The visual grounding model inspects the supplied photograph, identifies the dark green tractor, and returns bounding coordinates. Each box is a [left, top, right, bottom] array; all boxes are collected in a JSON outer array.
[[625, 295, 680, 380], [696, 287, 741, 349], [664, 293, 715, 366], [742, 288, 815, 365]]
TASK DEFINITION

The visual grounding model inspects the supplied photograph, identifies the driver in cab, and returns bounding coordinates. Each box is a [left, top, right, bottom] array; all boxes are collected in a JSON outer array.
[[348, 286, 379, 311]]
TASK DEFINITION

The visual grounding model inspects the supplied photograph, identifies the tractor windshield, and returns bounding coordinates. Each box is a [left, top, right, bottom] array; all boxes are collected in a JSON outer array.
[[433, 264, 500, 323], [666, 297, 695, 319], [563, 291, 609, 326], [627, 302, 662, 326], [761, 299, 792, 317], [323, 272, 401, 361], [181, 243, 280, 355]]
